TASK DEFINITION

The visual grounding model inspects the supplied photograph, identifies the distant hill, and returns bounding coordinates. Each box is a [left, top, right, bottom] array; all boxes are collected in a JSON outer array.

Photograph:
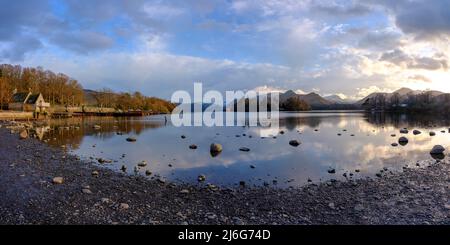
[[357, 87, 450, 112], [83, 89, 99, 106], [357, 87, 446, 105], [280, 90, 333, 107], [323, 94, 355, 104]]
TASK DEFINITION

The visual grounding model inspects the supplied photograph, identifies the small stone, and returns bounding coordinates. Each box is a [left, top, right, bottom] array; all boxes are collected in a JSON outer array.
[[239, 147, 250, 152], [413, 130, 421, 135], [210, 143, 223, 157], [189, 144, 198, 150], [181, 135, 186, 139], [101, 198, 111, 204], [145, 170, 152, 176], [328, 168, 336, 174], [429, 132, 436, 136], [391, 143, 398, 147], [82, 188, 92, 194], [376, 173, 382, 178], [19, 130, 28, 139], [400, 129, 408, 134], [198, 175, 206, 182], [126, 137, 137, 142], [430, 145, 445, 154], [92, 171, 99, 176], [52, 177, 64, 184], [328, 202, 335, 209], [398, 137, 409, 145], [98, 158, 112, 164], [138, 161, 147, 167], [354, 204, 364, 211], [119, 203, 129, 210], [210, 143, 223, 153], [250, 165, 255, 169], [121, 165, 127, 172], [206, 213, 217, 220], [232, 217, 245, 225], [289, 140, 300, 147], [180, 189, 190, 194]]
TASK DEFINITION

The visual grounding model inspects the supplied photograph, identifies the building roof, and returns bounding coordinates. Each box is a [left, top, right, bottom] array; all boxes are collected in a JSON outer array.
[[26, 94, 40, 104], [12, 92, 30, 103], [11, 92, 43, 104]]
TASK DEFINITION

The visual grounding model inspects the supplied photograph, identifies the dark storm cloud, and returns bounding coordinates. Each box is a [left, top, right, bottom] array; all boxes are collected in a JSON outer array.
[[372, 0, 450, 38], [0, 0, 50, 61], [0, 36, 43, 61], [380, 49, 448, 71]]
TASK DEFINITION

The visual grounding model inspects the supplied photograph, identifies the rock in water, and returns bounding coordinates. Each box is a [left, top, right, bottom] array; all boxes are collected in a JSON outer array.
[[430, 145, 445, 154], [328, 168, 336, 174], [239, 147, 250, 152], [137, 161, 147, 167], [210, 144, 223, 157], [413, 130, 421, 135], [19, 130, 28, 139], [289, 140, 300, 147], [52, 177, 64, 184], [391, 143, 398, 147], [126, 137, 137, 142], [429, 132, 436, 136], [198, 175, 206, 182], [400, 129, 408, 134], [189, 144, 198, 150], [398, 137, 409, 145]]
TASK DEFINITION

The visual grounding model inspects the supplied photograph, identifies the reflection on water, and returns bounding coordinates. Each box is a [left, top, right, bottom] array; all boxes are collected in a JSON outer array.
[[37, 112, 450, 188]]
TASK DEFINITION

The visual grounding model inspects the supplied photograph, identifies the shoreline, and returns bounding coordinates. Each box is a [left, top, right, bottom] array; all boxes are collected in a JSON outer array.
[[0, 121, 449, 225]]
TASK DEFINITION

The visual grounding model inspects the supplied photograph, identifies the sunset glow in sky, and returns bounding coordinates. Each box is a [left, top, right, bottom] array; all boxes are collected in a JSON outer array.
[[0, 0, 449, 99]]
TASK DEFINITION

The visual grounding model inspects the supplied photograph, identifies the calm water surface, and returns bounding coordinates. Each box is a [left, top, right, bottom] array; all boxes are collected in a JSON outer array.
[[38, 111, 450, 188]]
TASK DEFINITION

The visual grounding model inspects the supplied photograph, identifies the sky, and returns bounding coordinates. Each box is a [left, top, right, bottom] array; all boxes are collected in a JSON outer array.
[[0, 0, 449, 100]]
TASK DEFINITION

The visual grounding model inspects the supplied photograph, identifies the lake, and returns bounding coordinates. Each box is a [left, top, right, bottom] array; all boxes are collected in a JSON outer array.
[[37, 111, 450, 188]]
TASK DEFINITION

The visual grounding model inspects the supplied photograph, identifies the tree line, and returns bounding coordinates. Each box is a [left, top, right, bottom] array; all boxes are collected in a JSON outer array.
[[362, 91, 450, 113], [0, 64, 175, 113], [90, 88, 175, 113], [0, 64, 84, 107]]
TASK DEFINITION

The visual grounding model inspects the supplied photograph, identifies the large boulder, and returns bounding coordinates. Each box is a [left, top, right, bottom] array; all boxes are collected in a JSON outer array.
[[430, 145, 445, 155]]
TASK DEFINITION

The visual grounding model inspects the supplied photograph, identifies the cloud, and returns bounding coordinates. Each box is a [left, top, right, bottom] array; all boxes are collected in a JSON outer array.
[[1, 0, 450, 99], [380, 49, 448, 70], [50, 31, 114, 54], [408, 75, 432, 83]]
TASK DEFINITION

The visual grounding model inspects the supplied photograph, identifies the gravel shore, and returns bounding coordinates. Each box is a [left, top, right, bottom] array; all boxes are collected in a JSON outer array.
[[0, 122, 449, 225]]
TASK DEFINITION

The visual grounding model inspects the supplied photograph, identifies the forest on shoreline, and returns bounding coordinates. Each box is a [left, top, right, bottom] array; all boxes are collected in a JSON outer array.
[[0, 64, 175, 113]]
